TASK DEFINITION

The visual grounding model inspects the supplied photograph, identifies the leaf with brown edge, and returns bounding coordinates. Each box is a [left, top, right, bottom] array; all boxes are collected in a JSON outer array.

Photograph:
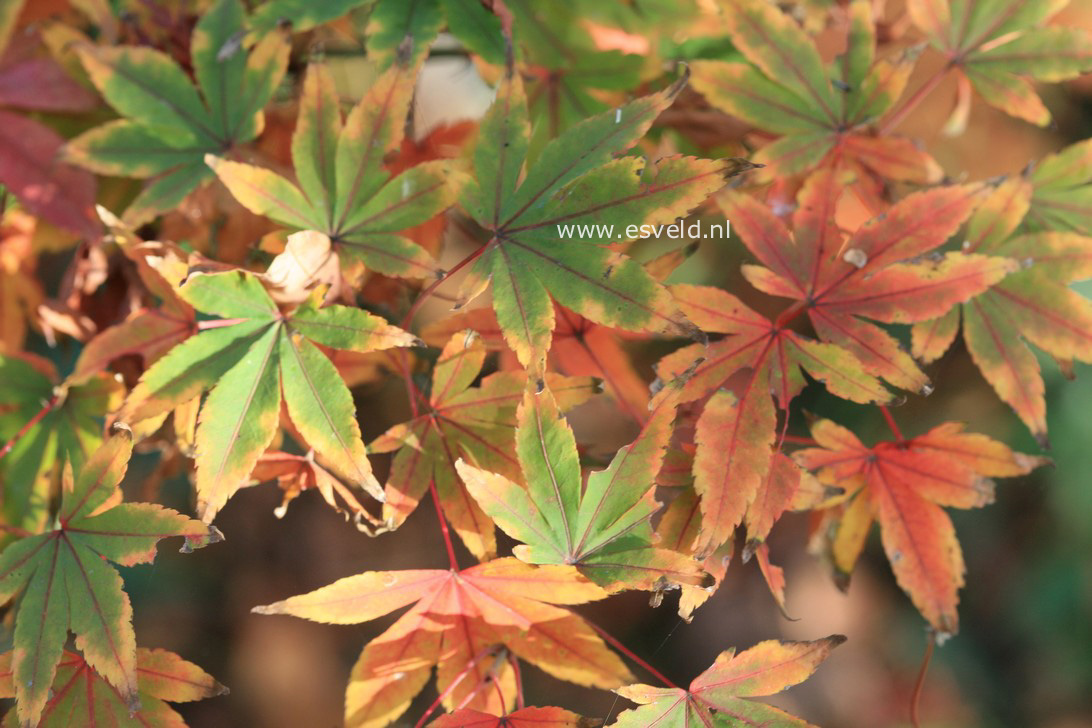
[[720, 170, 1015, 392], [459, 379, 705, 592], [253, 558, 630, 725], [613, 636, 844, 727], [908, 0, 1092, 127], [656, 487, 733, 622], [794, 418, 1045, 634], [456, 62, 734, 374], [0, 429, 220, 726], [691, 0, 939, 196], [119, 268, 419, 522], [373, 330, 597, 559], [0, 647, 227, 727], [431, 705, 598, 728], [209, 58, 465, 281], [66, 0, 290, 224], [248, 450, 379, 530]]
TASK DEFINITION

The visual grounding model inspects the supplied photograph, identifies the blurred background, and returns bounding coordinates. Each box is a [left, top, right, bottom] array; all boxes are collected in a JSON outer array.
[[3, 0, 1091, 726]]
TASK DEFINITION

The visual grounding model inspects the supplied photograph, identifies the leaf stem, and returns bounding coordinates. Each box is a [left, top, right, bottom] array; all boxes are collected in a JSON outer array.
[[400, 244, 487, 331], [910, 631, 936, 728], [429, 477, 460, 570], [510, 654, 525, 710], [196, 317, 252, 330], [879, 64, 952, 135], [782, 434, 818, 446], [880, 405, 904, 443], [587, 620, 679, 690], [0, 394, 59, 461]]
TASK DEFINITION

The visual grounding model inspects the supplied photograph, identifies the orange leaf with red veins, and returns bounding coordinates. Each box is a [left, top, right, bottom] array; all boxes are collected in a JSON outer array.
[[656, 487, 732, 622], [794, 418, 1046, 634], [0, 648, 226, 727], [911, 176, 1092, 442], [253, 558, 630, 726], [720, 171, 1016, 392], [614, 636, 844, 726], [431, 706, 595, 727], [372, 330, 597, 560]]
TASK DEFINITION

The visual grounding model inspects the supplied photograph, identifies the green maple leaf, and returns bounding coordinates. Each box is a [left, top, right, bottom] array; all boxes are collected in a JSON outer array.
[[209, 57, 464, 280], [692, 0, 941, 190], [0, 648, 227, 727], [371, 329, 598, 560], [908, 0, 1092, 127], [457, 64, 746, 373], [119, 269, 419, 522], [0, 430, 220, 727], [0, 356, 124, 536], [64, 0, 290, 225], [457, 379, 704, 592]]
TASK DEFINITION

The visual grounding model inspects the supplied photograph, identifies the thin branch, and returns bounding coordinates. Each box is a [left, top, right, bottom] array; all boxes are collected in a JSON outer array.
[[910, 631, 936, 728]]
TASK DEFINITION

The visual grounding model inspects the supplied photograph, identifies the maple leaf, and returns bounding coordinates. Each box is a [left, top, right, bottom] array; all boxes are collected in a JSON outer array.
[[371, 330, 598, 560], [655, 486, 733, 621], [455, 62, 743, 374], [431, 706, 597, 728], [0, 354, 124, 534], [366, 0, 446, 68], [118, 268, 420, 522], [692, 0, 941, 190], [64, 0, 290, 225], [1024, 138, 1092, 235], [908, 0, 1092, 127], [910, 176, 1092, 442], [650, 173, 1014, 557], [0, 429, 221, 726], [0, 647, 227, 727], [458, 380, 705, 591], [253, 557, 631, 725], [613, 636, 844, 726], [208, 57, 464, 281], [794, 418, 1045, 634], [718, 171, 1015, 393]]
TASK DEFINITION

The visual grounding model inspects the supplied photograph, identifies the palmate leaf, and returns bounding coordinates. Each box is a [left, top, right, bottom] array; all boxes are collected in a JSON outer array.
[[794, 419, 1044, 634], [1025, 137, 1092, 235], [911, 176, 1092, 442], [64, 0, 290, 225], [118, 269, 420, 522], [457, 65, 740, 374], [253, 558, 630, 725], [0, 354, 124, 534], [908, 0, 1092, 127], [458, 380, 705, 592], [651, 173, 1015, 557], [613, 636, 844, 727], [371, 330, 597, 560], [691, 0, 940, 194], [0, 430, 221, 726], [0, 648, 227, 727], [209, 57, 463, 281]]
